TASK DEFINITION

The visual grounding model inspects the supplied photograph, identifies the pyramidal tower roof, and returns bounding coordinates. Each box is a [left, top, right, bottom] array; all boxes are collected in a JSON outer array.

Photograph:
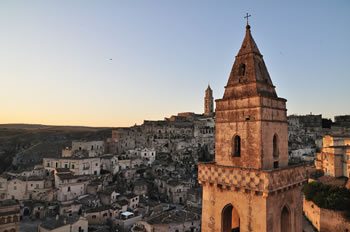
[[222, 23, 278, 100], [237, 25, 262, 56], [206, 84, 212, 93]]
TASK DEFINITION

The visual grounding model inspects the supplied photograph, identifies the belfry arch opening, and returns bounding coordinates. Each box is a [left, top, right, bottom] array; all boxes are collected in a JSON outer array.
[[281, 205, 291, 232], [232, 135, 241, 157], [222, 204, 240, 232]]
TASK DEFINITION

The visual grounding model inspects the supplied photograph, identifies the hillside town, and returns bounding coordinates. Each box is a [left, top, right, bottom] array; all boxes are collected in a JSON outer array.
[[0, 86, 215, 232], [0, 82, 349, 231], [1, 3, 350, 231]]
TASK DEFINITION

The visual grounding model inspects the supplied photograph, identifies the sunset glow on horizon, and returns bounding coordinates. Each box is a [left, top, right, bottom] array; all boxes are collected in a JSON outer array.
[[1, 1, 349, 127]]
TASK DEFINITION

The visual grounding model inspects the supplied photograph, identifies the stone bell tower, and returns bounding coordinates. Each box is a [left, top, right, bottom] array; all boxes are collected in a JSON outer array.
[[198, 21, 308, 232], [204, 85, 214, 116]]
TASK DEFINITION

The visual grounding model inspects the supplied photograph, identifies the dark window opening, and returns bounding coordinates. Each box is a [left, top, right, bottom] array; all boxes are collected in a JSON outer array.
[[273, 161, 279, 169], [273, 134, 279, 158], [281, 206, 291, 232], [232, 135, 241, 157], [239, 63, 246, 76], [222, 204, 240, 232]]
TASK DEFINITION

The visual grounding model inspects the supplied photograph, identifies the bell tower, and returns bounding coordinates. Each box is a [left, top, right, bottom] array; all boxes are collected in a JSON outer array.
[[198, 20, 308, 232], [204, 85, 214, 116]]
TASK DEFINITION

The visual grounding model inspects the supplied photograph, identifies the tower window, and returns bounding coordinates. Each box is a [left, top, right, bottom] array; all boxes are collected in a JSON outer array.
[[232, 135, 241, 157], [239, 63, 246, 76], [273, 134, 279, 158]]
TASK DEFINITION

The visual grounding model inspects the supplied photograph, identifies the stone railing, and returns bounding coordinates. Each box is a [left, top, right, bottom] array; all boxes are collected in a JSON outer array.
[[198, 162, 310, 194]]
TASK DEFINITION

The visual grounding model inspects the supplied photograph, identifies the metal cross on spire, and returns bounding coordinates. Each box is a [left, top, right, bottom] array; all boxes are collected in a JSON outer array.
[[244, 13, 251, 26]]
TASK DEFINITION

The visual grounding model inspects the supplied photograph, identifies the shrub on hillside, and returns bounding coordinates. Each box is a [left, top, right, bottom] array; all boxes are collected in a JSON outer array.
[[302, 182, 350, 214]]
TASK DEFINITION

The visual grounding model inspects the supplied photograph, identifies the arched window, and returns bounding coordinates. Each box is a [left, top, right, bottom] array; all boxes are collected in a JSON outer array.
[[238, 63, 246, 76], [273, 134, 279, 158], [222, 204, 240, 232], [232, 135, 241, 157], [281, 205, 291, 232]]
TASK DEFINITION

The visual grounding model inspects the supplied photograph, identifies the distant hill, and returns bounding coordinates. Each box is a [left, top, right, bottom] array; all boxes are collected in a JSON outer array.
[[0, 123, 110, 131], [0, 124, 113, 173], [0, 124, 49, 130]]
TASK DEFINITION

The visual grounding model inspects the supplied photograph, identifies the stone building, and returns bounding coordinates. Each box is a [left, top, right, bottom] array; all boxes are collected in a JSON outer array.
[[315, 135, 350, 177], [54, 170, 90, 202], [71, 140, 105, 157], [198, 23, 308, 232], [84, 206, 112, 225], [334, 115, 350, 128], [44, 156, 101, 176], [0, 200, 20, 232], [61, 140, 105, 158], [288, 114, 323, 129], [139, 208, 201, 232], [38, 215, 88, 232], [204, 85, 214, 116], [100, 154, 119, 174], [139, 148, 156, 166], [0, 174, 53, 201], [113, 211, 142, 232]]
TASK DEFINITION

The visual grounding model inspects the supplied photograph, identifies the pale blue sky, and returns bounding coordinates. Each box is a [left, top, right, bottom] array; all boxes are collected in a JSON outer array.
[[0, 1, 349, 126]]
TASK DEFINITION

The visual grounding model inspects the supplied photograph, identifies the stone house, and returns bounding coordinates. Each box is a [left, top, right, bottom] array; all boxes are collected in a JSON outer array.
[[54, 171, 90, 202], [38, 215, 88, 232], [6, 165, 48, 178], [315, 135, 350, 177], [118, 194, 139, 210], [139, 208, 200, 232], [100, 154, 119, 174], [113, 211, 142, 232], [0, 200, 20, 232], [84, 206, 112, 224], [99, 189, 119, 206], [44, 156, 101, 176], [71, 140, 105, 157], [3, 177, 27, 200], [139, 148, 156, 166], [0, 174, 52, 201], [59, 201, 82, 217], [166, 180, 190, 204], [114, 200, 128, 213]]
